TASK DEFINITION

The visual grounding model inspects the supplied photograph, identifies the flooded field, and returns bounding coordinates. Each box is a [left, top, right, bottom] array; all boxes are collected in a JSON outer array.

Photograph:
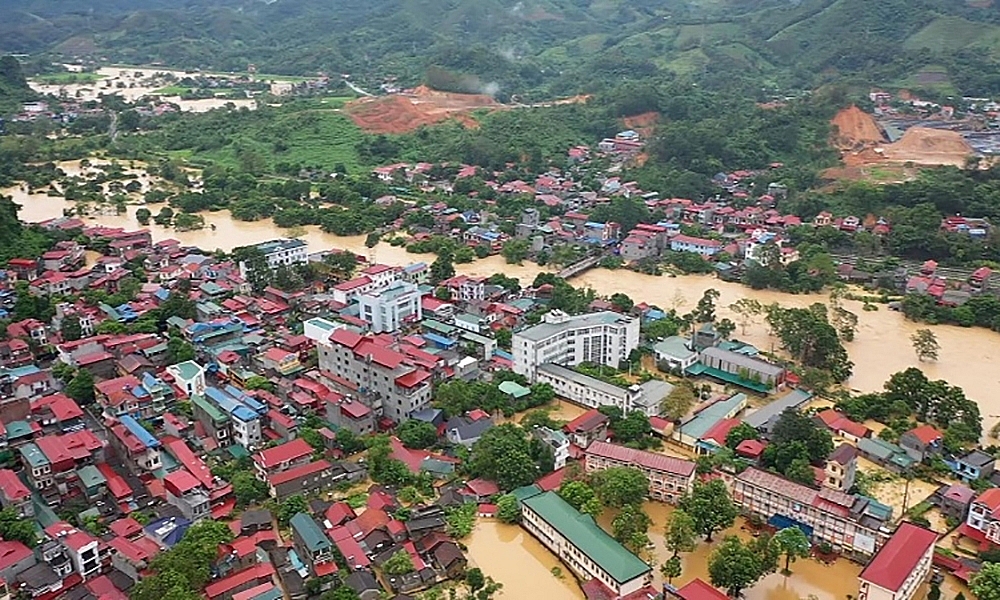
[[30, 66, 257, 112]]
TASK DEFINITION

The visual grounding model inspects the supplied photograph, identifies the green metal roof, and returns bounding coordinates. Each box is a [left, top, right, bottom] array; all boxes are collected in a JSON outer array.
[[522, 492, 651, 584], [227, 445, 249, 459], [77, 465, 106, 489], [5, 420, 32, 438], [498, 381, 531, 399], [191, 394, 228, 424], [290, 513, 331, 552], [511, 484, 543, 503], [170, 360, 204, 381], [19, 443, 49, 469], [686, 365, 773, 393], [422, 319, 456, 335], [460, 331, 494, 345]]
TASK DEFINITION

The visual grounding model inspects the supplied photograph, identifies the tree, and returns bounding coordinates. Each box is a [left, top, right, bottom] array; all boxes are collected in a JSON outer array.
[[679, 479, 738, 541], [772, 526, 811, 574], [765, 303, 853, 382], [725, 422, 760, 450], [613, 410, 652, 445], [0, 507, 37, 546], [167, 335, 197, 363], [430, 250, 455, 284], [661, 556, 682, 585], [693, 289, 721, 323], [468, 424, 538, 491], [277, 496, 308, 526], [60, 315, 83, 341], [466, 567, 486, 592], [496, 494, 520, 523], [708, 536, 766, 598], [610, 293, 634, 313], [558, 480, 598, 512], [244, 375, 276, 393], [383, 549, 416, 575], [501, 239, 530, 264], [785, 457, 817, 486], [398, 420, 439, 449], [231, 472, 269, 507], [912, 328, 940, 362], [591, 467, 648, 508], [661, 383, 697, 422], [611, 503, 652, 553], [716, 318, 736, 339], [320, 587, 360, 600], [65, 368, 95, 405], [663, 508, 697, 558], [769, 409, 833, 464], [495, 327, 512, 349], [972, 562, 1000, 600], [136, 207, 152, 225]]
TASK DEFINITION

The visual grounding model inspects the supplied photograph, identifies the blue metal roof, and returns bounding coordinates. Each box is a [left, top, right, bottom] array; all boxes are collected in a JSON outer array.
[[422, 333, 456, 347], [120, 415, 161, 449], [225, 385, 267, 415], [206, 387, 258, 422]]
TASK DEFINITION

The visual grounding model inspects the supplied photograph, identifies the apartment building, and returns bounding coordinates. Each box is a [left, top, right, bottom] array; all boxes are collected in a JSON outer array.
[[513, 310, 640, 381], [316, 328, 432, 422], [858, 522, 937, 600], [239, 239, 308, 278], [520, 490, 652, 598], [584, 441, 696, 504], [357, 280, 423, 333], [203, 387, 268, 450], [732, 468, 891, 557], [535, 363, 673, 417]]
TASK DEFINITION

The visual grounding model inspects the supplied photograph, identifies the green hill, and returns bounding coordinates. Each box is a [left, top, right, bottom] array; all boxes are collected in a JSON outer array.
[[0, 55, 35, 116], [4, 0, 1000, 96]]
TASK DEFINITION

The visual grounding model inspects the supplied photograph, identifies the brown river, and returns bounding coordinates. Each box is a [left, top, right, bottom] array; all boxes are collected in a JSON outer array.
[[6, 167, 984, 599]]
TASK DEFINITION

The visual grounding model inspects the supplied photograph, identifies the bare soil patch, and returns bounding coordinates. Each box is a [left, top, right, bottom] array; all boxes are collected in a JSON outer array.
[[345, 86, 501, 134], [882, 127, 973, 166], [831, 105, 886, 148]]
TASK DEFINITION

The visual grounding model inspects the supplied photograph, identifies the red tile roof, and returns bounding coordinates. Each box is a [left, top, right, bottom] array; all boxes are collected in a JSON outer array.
[[328, 526, 370, 568], [586, 441, 696, 477], [339, 400, 371, 420], [204, 563, 276, 599], [906, 425, 942, 445], [108, 536, 154, 564], [674, 579, 729, 600], [330, 328, 364, 349], [700, 417, 740, 446], [0, 540, 32, 571], [325, 502, 356, 527], [97, 463, 133, 500], [535, 467, 569, 492], [395, 369, 431, 389], [815, 409, 870, 439], [465, 478, 500, 497], [108, 518, 143, 539], [974, 488, 1000, 517], [268, 460, 331, 487], [45, 522, 97, 551], [162, 437, 215, 489], [253, 438, 313, 470], [0, 469, 31, 501], [735, 439, 766, 458], [164, 469, 203, 495], [859, 522, 937, 592], [564, 409, 609, 434]]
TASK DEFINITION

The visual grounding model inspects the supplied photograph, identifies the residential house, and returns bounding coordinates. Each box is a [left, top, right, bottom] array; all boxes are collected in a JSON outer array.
[[165, 361, 206, 397], [43, 522, 101, 579], [164, 469, 210, 522], [290, 513, 338, 578], [204, 564, 276, 600], [585, 441, 696, 504], [938, 484, 975, 522], [0, 469, 32, 517], [259, 348, 302, 378], [815, 409, 871, 443], [962, 488, 1000, 548], [532, 426, 570, 470], [824, 444, 858, 493], [857, 438, 916, 474], [357, 280, 423, 334], [444, 413, 493, 448], [253, 439, 314, 481], [857, 522, 937, 600], [665, 579, 729, 600], [563, 410, 609, 450], [670, 235, 721, 257], [325, 398, 375, 436], [267, 460, 336, 500], [952, 450, 995, 483], [899, 425, 942, 463], [653, 336, 699, 372], [108, 415, 162, 475]]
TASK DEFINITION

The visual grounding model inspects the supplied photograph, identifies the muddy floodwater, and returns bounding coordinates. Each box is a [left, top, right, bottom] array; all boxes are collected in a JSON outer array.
[[10, 173, 1000, 439]]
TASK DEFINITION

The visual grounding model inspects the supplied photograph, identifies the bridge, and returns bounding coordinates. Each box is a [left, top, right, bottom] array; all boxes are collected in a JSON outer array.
[[557, 254, 605, 279]]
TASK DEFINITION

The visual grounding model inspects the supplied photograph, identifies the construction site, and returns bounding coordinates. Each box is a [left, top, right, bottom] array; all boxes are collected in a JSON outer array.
[[344, 85, 501, 134]]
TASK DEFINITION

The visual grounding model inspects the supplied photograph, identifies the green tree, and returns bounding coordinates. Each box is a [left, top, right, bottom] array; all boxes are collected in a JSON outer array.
[[65, 368, 95, 405], [277, 496, 308, 526], [591, 467, 647, 508], [708, 536, 766, 598], [244, 375, 276, 393], [501, 239, 530, 264], [167, 336, 197, 363], [496, 494, 521, 523], [765, 303, 853, 382], [558, 480, 598, 512], [785, 457, 817, 486], [231, 472, 270, 507], [663, 508, 697, 558], [495, 327, 512, 349], [610, 293, 634, 313], [0, 507, 37, 546], [468, 424, 538, 491], [693, 289, 721, 323], [383, 549, 416, 575], [661, 556, 682, 585], [679, 479, 738, 542], [466, 567, 486, 592], [430, 250, 455, 284], [661, 383, 697, 422], [60, 315, 83, 341], [611, 503, 652, 553], [320, 587, 360, 600], [398, 419, 439, 449], [772, 526, 811, 574], [136, 207, 152, 225], [725, 422, 760, 450], [911, 328, 940, 362], [971, 562, 1000, 600], [613, 410, 652, 446]]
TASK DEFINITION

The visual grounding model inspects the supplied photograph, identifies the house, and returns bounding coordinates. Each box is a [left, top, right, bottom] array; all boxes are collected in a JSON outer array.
[[665, 579, 729, 600], [857, 522, 937, 600], [43, 521, 101, 579], [857, 438, 916, 473], [163, 469, 210, 522], [0, 469, 32, 517], [165, 361, 206, 397], [962, 488, 1000, 548], [824, 444, 858, 493], [267, 460, 336, 500], [938, 484, 975, 522], [673, 393, 748, 454], [204, 563, 277, 600], [289, 513, 338, 577], [240, 510, 274, 536], [344, 571, 382, 600], [743, 389, 812, 436], [532, 427, 570, 470], [444, 414, 493, 447], [520, 490, 652, 598], [952, 449, 995, 483], [253, 438, 314, 481], [735, 439, 766, 463], [585, 441, 696, 504], [814, 409, 871, 442], [670, 234, 721, 257], [259, 348, 302, 377], [899, 425, 942, 463], [563, 410, 609, 450], [653, 336, 699, 372], [0, 540, 36, 584]]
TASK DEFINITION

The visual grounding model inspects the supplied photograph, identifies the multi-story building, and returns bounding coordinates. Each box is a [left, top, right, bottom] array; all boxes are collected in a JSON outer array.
[[95, 372, 176, 422], [18, 444, 53, 496], [192, 394, 231, 448], [290, 513, 338, 578], [0, 469, 33, 517], [535, 363, 672, 417], [824, 444, 858, 493], [732, 467, 891, 557], [357, 280, 423, 333], [164, 469, 210, 522], [669, 234, 722, 257], [267, 460, 336, 500], [43, 522, 101, 580], [439, 275, 485, 302], [563, 410, 609, 450], [253, 438, 314, 482], [109, 415, 162, 475], [203, 387, 266, 450], [532, 427, 570, 470], [165, 360, 206, 397], [316, 328, 432, 422], [239, 239, 308, 278], [513, 310, 640, 382], [520, 490, 652, 598], [962, 488, 1000, 546], [584, 441, 696, 504], [858, 522, 937, 600]]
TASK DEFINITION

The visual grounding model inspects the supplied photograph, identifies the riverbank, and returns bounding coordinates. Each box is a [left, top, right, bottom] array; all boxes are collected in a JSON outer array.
[[9, 181, 1000, 441]]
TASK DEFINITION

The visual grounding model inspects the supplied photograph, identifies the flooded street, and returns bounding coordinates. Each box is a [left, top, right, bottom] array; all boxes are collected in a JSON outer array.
[[30, 66, 257, 112], [9, 173, 1000, 439]]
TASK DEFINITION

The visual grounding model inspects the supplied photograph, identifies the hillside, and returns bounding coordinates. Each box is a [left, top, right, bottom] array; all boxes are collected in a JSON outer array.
[[0, 55, 35, 116], [5, 0, 1000, 96]]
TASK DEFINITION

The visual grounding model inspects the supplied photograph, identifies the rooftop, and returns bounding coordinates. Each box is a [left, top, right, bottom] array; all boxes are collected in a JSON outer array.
[[743, 389, 812, 429], [254, 438, 314, 469], [290, 513, 331, 552], [859, 522, 937, 592], [522, 491, 650, 584], [587, 441, 695, 477], [515, 311, 635, 343]]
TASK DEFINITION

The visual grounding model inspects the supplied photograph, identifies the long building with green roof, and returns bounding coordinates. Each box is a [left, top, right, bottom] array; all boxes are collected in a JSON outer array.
[[520, 491, 651, 596]]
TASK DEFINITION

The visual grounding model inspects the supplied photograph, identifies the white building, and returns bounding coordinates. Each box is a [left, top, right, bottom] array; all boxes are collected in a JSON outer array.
[[239, 238, 308, 277], [358, 280, 423, 333], [535, 363, 672, 417], [304, 317, 345, 345], [858, 522, 937, 600], [513, 310, 640, 381], [165, 360, 206, 397], [532, 426, 570, 470]]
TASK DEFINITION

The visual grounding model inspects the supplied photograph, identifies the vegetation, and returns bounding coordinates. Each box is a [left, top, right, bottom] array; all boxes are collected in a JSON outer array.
[[772, 526, 811, 574], [590, 467, 648, 509], [679, 479, 738, 542], [911, 328, 941, 362], [708, 535, 778, 598]]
